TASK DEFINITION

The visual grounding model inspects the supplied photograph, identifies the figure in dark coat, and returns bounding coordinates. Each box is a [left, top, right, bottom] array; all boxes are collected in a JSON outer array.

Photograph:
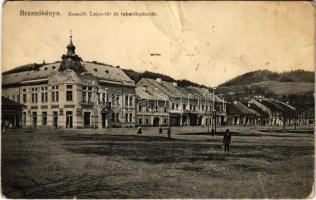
[[137, 126, 142, 134], [167, 127, 171, 139], [159, 126, 163, 134], [223, 129, 231, 155]]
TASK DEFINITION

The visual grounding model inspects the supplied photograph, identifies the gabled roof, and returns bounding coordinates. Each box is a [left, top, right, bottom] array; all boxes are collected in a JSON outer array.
[[259, 98, 296, 113], [136, 78, 225, 103], [228, 101, 259, 116], [187, 86, 224, 102], [135, 87, 157, 100], [248, 101, 269, 117]]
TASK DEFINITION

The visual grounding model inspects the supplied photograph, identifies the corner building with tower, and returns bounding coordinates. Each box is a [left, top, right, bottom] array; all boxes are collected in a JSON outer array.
[[2, 34, 136, 128]]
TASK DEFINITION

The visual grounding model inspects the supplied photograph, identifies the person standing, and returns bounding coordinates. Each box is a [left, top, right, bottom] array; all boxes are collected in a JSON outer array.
[[159, 126, 163, 134], [223, 129, 231, 155], [167, 127, 171, 139], [137, 126, 142, 134]]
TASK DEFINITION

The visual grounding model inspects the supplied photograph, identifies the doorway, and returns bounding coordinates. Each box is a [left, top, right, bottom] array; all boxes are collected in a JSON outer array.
[[102, 112, 106, 128], [84, 112, 90, 127], [32, 112, 37, 128], [66, 111, 73, 128], [153, 117, 160, 127]]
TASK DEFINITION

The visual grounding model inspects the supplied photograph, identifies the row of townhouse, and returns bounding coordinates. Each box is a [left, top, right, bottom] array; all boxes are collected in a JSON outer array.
[[2, 35, 226, 129], [226, 97, 314, 126], [135, 78, 227, 127], [2, 34, 312, 129]]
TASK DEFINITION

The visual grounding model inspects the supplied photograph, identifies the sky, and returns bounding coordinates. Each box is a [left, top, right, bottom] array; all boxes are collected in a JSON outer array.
[[2, 1, 315, 87]]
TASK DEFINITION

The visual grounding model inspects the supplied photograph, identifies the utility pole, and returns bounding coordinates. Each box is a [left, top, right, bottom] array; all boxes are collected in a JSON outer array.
[[213, 87, 217, 134]]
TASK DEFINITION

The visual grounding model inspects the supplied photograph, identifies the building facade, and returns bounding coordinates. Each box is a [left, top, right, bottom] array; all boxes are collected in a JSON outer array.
[[2, 35, 136, 128], [135, 78, 227, 127], [248, 98, 296, 126]]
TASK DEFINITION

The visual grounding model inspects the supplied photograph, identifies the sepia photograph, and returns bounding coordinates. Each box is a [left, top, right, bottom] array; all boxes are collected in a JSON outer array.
[[1, 1, 315, 198]]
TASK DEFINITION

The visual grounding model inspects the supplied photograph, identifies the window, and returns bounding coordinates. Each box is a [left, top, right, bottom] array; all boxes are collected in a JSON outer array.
[[172, 103, 175, 110], [138, 118, 142, 125], [82, 86, 92, 103], [66, 85, 73, 101], [146, 118, 149, 125], [31, 87, 38, 103], [183, 104, 186, 110], [125, 95, 129, 106], [129, 114, 132, 122], [52, 85, 59, 102], [164, 118, 167, 124], [125, 113, 128, 122], [66, 91, 73, 101], [23, 94, 27, 103], [129, 96, 133, 106], [45, 93, 48, 102], [41, 86, 48, 103]]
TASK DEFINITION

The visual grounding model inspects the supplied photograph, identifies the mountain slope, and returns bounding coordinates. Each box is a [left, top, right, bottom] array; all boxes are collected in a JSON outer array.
[[218, 69, 314, 87]]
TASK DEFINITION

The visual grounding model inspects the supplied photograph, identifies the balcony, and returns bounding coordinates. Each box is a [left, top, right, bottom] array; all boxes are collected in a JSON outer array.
[[80, 101, 95, 106]]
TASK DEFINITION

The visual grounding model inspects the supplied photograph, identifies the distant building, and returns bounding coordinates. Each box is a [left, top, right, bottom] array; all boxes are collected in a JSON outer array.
[[227, 101, 260, 126], [248, 98, 296, 126], [1, 97, 25, 128], [2, 34, 136, 128], [135, 78, 227, 127], [135, 84, 169, 127]]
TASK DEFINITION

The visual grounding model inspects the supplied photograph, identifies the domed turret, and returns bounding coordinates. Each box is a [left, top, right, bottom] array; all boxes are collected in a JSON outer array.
[[59, 30, 86, 73]]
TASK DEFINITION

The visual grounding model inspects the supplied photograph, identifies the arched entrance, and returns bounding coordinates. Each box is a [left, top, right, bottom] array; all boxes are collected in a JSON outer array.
[[153, 117, 160, 127]]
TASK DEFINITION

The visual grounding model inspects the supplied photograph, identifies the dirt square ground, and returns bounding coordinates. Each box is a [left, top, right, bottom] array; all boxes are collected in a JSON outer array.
[[1, 126, 314, 198]]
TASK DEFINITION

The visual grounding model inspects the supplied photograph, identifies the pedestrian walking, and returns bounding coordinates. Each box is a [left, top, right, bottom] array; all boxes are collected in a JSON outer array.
[[167, 127, 171, 139], [137, 126, 142, 134], [223, 129, 231, 155], [159, 126, 163, 134]]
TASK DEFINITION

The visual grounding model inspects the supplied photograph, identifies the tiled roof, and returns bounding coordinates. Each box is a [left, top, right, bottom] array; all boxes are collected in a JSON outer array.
[[2, 61, 134, 86], [137, 78, 225, 103], [187, 86, 224, 102], [228, 101, 259, 116], [135, 87, 157, 100], [2, 96, 25, 107], [83, 62, 133, 84], [248, 102, 269, 117], [259, 98, 296, 113]]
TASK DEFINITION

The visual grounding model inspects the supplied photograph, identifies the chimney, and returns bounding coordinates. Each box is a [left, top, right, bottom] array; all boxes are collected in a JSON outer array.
[[156, 78, 162, 83], [172, 82, 177, 87]]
